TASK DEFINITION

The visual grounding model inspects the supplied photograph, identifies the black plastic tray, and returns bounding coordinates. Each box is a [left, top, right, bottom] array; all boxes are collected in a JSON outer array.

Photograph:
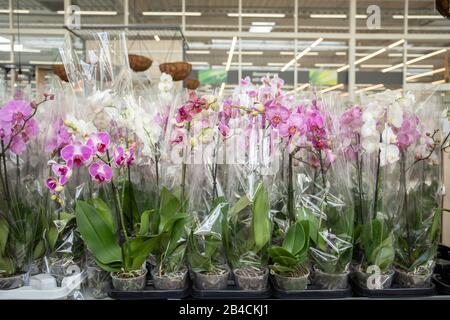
[[109, 279, 190, 300], [433, 274, 450, 295], [437, 244, 450, 260], [349, 276, 435, 298], [191, 281, 272, 299], [271, 281, 352, 299]]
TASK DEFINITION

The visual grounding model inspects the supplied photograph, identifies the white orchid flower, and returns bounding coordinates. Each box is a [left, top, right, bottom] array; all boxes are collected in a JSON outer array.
[[361, 136, 379, 153], [379, 143, 400, 166], [382, 125, 397, 145]]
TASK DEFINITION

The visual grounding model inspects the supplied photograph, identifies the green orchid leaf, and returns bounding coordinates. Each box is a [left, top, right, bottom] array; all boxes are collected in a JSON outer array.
[[0, 217, 9, 256], [75, 201, 122, 267], [252, 183, 271, 253], [159, 187, 181, 233]]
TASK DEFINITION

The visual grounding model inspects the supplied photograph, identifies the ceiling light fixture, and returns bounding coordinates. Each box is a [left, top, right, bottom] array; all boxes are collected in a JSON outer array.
[[432, 79, 446, 85], [142, 11, 201, 16], [186, 50, 211, 54], [406, 67, 446, 81], [382, 49, 446, 73], [189, 61, 209, 65], [227, 13, 285, 18], [319, 83, 344, 93], [355, 84, 384, 93], [57, 10, 117, 15], [227, 51, 263, 55], [280, 51, 318, 56], [225, 36, 237, 72], [219, 82, 226, 97], [310, 14, 347, 18], [315, 63, 346, 68], [0, 9, 30, 14], [281, 38, 323, 72], [393, 15, 444, 19], [222, 62, 253, 66], [360, 64, 393, 68], [337, 39, 404, 72]]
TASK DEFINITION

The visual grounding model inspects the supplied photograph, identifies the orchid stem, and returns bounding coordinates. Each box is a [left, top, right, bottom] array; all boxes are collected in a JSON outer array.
[[373, 133, 382, 219], [106, 150, 128, 243], [1, 141, 11, 208], [288, 153, 295, 224]]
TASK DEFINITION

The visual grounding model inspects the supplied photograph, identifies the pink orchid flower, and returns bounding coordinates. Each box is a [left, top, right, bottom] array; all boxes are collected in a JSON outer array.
[[88, 161, 113, 182], [45, 118, 73, 153], [61, 141, 93, 167], [218, 121, 230, 137], [279, 113, 304, 137], [113, 146, 135, 167], [176, 106, 193, 123], [46, 177, 59, 193], [86, 132, 110, 154], [265, 103, 290, 128], [0, 100, 33, 124], [170, 129, 187, 145], [50, 161, 72, 185]]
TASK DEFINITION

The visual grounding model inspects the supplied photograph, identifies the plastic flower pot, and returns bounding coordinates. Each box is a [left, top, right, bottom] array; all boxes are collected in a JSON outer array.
[[233, 267, 269, 291], [86, 265, 111, 299], [193, 267, 230, 290], [313, 268, 349, 290], [111, 269, 147, 292], [271, 269, 310, 291], [353, 265, 394, 289], [0, 273, 25, 290], [48, 257, 79, 286], [151, 268, 189, 290], [394, 267, 432, 288], [29, 258, 43, 276]]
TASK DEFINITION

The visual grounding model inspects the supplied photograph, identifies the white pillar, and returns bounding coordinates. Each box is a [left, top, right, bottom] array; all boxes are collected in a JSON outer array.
[[238, 0, 242, 81], [402, 0, 409, 92], [124, 0, 129, 26], [294, 0, 298, 87], [348, 0, 356, 101]]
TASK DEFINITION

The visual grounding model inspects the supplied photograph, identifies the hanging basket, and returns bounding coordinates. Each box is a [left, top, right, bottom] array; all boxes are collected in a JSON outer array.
[[128, 54, 153, 72], [185, 79, 200, 90], [52, 64, 69, 82], [436, 0, 450, 19], [159, 62, 192, 81]]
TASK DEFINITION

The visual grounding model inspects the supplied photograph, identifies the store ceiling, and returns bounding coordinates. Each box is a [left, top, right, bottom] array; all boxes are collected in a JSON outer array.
[[0, 0, 449, 86]]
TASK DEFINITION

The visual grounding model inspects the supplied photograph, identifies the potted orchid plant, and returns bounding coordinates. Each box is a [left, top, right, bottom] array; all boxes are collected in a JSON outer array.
[[139, 187, 191, 290], [385, 92, 443, 288], [45, 125, 154, 291], [218, 76, 284, 291], [0, 94, 53, 290], [269, 220, 311, 290], [341, 91, 403, 289], [223, 182, 272, 291], [166, 90, 232, 290]]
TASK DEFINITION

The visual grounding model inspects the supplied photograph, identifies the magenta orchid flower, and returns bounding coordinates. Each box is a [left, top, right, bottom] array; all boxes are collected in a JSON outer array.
[[265, 103, 290, 128], [0, 100, 33, 124], [170, 129, 187, 145], [86, 132, 110, 154], [113, 146, 134, 167], [61, 142, 93, 167], [88, 161, 113, 182], [279, 113, 304, 137], [46, 177, 59, 193], [176, 106, 193, 123], [45, 118, 73, 153], [218, 120, 230, 137], [49, 161, 72, 185]]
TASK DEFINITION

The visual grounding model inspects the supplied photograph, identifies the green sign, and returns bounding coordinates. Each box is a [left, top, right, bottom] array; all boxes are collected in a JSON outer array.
[[198, 69, 227, 85], [309, 69, 337, 86]]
